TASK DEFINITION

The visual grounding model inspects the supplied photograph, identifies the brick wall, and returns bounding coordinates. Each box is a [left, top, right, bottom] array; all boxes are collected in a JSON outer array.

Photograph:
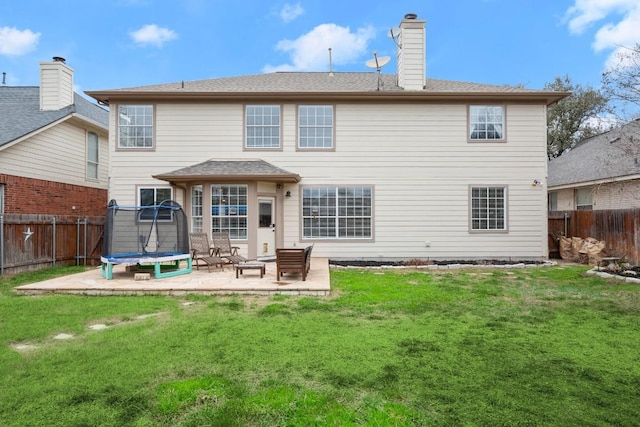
[[0, 174, 108, 216]]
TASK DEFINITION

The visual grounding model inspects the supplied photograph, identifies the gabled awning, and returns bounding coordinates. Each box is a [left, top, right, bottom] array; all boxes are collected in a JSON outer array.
[[152, 159, 301, 184]]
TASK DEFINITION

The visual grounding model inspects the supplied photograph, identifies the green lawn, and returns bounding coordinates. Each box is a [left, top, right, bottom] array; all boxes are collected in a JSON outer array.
[[0, 265, 639, 426]]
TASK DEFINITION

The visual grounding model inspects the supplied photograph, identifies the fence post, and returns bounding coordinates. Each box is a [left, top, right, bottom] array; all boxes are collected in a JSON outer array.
[[83, 217, 88, 266], [76, 217, 80, 266], [52, 216, 56, 267]]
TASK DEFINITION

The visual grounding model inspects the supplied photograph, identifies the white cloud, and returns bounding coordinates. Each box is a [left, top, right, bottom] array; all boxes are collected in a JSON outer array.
[[592, 6, 640, 51], [280, 3, 304, 23], [0, 27, 40, 56], [263, 23, 375, 72], [564, 0, 638, 34], [130, 24, 177, 47], [564, 1, 640, 69]]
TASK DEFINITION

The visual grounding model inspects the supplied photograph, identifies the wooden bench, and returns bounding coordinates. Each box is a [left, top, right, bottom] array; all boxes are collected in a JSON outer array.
[[276, 244, 313, 281]]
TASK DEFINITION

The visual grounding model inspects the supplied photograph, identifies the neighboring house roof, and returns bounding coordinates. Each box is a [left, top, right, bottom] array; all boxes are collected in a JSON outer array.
[[548, 119, 640, 189], [0, 86, 109, 148], [153, 159, 302, 183], [86, 72, 566, 105]]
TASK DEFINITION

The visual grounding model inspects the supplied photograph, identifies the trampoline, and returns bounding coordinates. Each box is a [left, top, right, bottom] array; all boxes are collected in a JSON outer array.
[[101, 199, 192, 280]]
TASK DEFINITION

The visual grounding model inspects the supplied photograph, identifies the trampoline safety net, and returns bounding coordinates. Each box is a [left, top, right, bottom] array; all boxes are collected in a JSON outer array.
[[102, 199, 190, 258]]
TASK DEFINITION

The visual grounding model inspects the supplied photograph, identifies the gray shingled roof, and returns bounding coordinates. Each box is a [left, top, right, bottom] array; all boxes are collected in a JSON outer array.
[[0, 86, 109, 148], [86, 72, 566, 105], [547, 119, 640, 188], [153, 159, 301, 182], [91, 72, 531, 93]]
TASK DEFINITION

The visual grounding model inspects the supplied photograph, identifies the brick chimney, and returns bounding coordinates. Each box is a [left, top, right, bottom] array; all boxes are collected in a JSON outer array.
[[397, 13, 426, 91], [39, 57, 74, 110]]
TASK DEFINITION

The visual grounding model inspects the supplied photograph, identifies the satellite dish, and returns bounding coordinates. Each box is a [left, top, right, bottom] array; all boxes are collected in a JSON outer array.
[[365, 51, 391, 91], [388, 27, 401, 48], [365, 51, 391, 71]]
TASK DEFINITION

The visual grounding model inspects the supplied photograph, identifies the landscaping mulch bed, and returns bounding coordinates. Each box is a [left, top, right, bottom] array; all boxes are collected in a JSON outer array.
[[329, 259, 546, 268]]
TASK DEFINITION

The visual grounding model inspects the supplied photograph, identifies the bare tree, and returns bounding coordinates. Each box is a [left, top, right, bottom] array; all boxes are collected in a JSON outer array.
[[602, 44, 640, 115], [545, 76, 611, 159]]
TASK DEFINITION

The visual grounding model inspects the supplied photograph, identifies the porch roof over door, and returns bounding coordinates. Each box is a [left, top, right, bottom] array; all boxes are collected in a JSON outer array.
[[152, 159, 301, 184]]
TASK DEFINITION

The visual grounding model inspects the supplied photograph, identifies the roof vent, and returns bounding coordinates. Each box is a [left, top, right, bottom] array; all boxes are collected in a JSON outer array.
[[52, 56, 66, 63], [404, 13, 417, 19]]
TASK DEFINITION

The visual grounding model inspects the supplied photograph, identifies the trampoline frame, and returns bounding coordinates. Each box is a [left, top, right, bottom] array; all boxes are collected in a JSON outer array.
[[100, 253, 192, 280]]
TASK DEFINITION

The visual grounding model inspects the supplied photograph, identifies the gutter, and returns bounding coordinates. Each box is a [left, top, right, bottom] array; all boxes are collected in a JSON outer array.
[[548, 173, 640, 191]]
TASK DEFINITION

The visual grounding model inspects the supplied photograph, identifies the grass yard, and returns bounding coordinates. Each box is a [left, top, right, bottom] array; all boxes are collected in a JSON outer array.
[[0, 264, 639, 426]]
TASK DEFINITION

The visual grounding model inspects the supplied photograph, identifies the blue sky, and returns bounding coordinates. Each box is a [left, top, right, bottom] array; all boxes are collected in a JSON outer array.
[[1, 0, 639, 100]]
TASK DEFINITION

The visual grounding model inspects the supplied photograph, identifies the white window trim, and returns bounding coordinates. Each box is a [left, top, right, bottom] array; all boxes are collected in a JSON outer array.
[[191, 185, 203, 233], [575, 187, 593, 210], [211, 184, 249, 240], [137, 186, 173, 222], [301, 185, 374, 241], [469, 185, 509, 233], [244, 105, 282, 150], [468, 105, 506, 142], [117, 104, 155, 150], [297, 104, 335, 150], [86, 131, 99, 180]]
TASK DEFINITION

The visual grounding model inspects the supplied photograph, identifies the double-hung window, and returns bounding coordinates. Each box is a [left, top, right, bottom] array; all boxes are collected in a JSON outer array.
[[211, 185, 248, 239], [575, 187, 593, 210], [469, 106, 504, 141], [298, 105, 334, 149], [191, 185, 203, 232], [246, 105, 280, 149], [302, 186, 372, 239], [118, 105, 153, 148], [138, 187, 172, 221], [86, 131, 99, 180], [470, 186, 507, 231], [548, 192, 558, 211]]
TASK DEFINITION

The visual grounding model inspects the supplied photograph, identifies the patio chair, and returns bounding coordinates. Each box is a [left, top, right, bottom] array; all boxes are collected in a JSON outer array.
[[276, 244, 313, 281], [211, 231, 248, 265], [189, 232, 226, 272]]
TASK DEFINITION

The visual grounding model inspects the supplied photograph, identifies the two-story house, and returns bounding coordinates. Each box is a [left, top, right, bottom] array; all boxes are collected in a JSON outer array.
[[86, 13, 565, 262], [0, 58, 109, 216]]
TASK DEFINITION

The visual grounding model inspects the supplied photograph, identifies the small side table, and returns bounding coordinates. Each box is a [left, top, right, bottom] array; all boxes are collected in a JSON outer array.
[[235, 262, 266, 278]]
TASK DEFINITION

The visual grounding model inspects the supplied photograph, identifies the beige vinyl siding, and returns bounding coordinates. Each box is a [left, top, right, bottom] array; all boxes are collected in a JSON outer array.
[[0, 121, 108, 189], [108, 102, 549, 260]]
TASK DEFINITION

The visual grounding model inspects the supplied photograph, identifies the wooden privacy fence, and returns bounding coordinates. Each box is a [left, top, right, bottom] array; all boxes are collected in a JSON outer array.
[[0, 214, 105, 275], [549, 209, 640, 266]]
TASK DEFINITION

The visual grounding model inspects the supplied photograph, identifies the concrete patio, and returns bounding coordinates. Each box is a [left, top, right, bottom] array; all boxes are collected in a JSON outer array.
[[14, 258, 331, 296]]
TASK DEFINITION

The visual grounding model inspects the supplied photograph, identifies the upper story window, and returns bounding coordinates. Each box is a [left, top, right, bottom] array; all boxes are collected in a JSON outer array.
[[470, 186, 507, 231], [118, 105, 153, 149], [575, 187, 593, 210], [298, 105, 334, 149], [469, 106, 505, 141], [86, 131, 99, 180], [246, 105, 280, 149]]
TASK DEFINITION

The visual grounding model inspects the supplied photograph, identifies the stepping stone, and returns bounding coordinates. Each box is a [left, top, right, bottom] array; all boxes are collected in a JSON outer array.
[[53, 333, 74, 340], [89, 324, 108, 330]]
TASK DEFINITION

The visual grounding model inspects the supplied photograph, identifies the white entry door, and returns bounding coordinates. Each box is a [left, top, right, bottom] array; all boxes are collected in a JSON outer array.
[[257, 197, 276, 258]]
